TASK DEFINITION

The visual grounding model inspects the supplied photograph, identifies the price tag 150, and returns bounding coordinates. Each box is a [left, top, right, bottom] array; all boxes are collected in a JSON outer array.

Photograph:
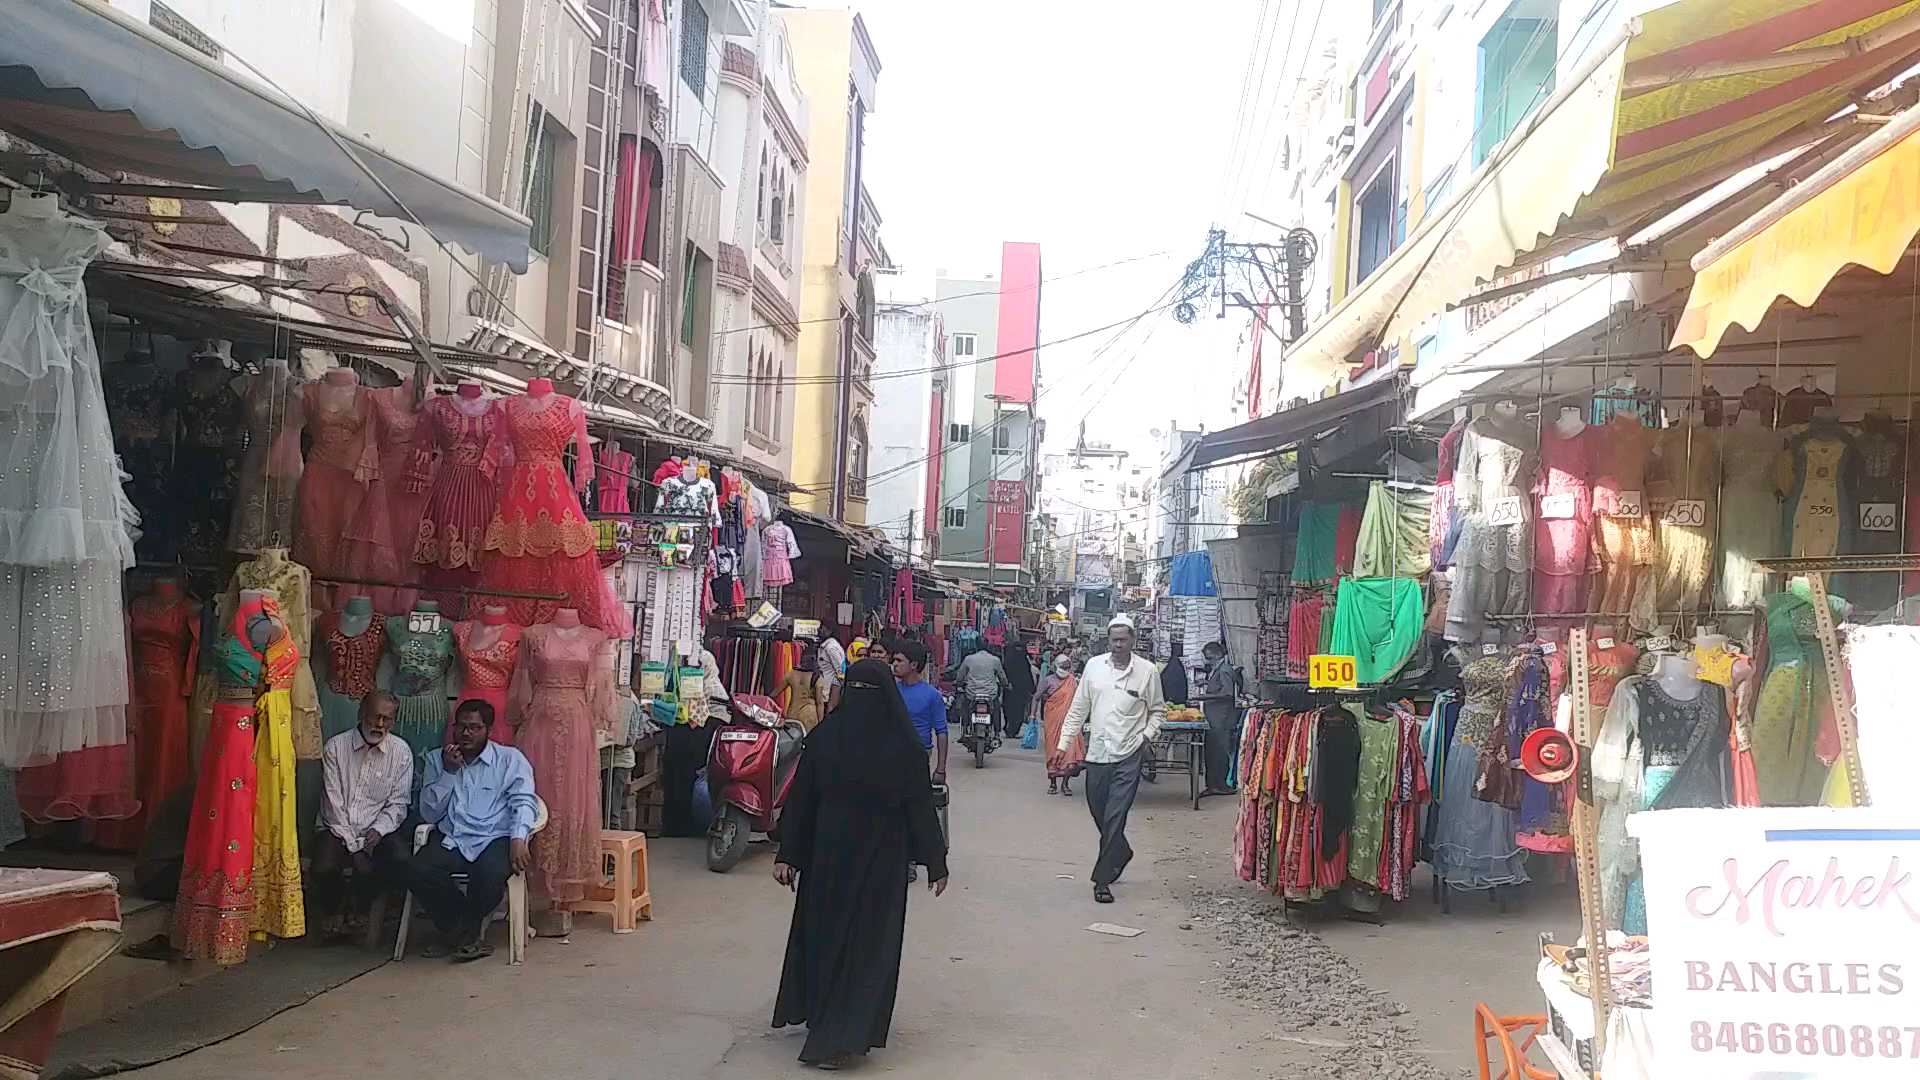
[[1861, 502, 1898, 533], [1308, 654, 1358, 689], [1662, 499, 1708, 528]]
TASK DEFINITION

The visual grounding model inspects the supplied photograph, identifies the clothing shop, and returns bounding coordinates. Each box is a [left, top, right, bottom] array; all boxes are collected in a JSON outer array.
[[1485, 96, 1920, 1080], [0, 5, 692, 1020]]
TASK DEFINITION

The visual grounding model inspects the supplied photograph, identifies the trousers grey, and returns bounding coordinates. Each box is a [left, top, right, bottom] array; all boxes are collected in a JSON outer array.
[[1082, 748, 1146, 886]]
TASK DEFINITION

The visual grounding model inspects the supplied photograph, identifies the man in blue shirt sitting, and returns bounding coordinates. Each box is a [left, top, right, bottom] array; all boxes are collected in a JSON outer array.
[[405, 699, 538, 962]]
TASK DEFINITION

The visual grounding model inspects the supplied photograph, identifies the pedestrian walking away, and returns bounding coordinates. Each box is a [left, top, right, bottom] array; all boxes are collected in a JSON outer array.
[[1001, 638, 1035, 738], [1055, 614, 1166, 903], [770, 659, 951, 1070]]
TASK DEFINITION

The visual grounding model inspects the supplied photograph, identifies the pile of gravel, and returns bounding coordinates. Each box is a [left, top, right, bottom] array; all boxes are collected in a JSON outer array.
[[1180, 884, 1469, 1080]]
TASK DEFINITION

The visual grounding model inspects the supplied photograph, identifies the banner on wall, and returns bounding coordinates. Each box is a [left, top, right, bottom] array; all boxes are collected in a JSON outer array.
[[1630, 807, 1920, 1078]]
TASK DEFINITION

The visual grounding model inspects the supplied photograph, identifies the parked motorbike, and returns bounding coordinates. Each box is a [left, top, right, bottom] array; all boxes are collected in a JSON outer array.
[[705, 694, 806, 872]]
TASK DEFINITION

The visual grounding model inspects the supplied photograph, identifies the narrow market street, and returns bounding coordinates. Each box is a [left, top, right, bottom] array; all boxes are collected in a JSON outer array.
[[114, 747, 1561, 1080]]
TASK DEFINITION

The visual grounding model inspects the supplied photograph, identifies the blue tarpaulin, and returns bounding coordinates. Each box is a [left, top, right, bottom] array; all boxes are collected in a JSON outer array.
[[1167, 550, 1218, 597]]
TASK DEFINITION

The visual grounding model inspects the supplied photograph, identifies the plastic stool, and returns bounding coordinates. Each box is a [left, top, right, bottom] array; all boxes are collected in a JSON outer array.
[[572, 830, 652, 932]]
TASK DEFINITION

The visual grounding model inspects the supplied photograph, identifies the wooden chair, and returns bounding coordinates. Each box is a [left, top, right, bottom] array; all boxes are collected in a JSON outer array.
[[393, 796, 550, 964], [1472, 1005, 1555, 1080], [571, 830, 653, 933]]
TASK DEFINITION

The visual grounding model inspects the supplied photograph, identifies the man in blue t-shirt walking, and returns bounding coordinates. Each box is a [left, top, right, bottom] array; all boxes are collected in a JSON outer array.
[[891, 640, 949, 880]]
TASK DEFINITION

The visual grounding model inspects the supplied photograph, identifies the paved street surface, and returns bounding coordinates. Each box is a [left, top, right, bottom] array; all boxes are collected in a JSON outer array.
[[123, 747, 1563, 1079]]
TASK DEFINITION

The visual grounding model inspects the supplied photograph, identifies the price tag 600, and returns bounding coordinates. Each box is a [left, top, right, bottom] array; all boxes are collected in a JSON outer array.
[[1662, 499, 1708, 528], [1861, 502, 1898, 533], [1308, 654, 1358, 689]]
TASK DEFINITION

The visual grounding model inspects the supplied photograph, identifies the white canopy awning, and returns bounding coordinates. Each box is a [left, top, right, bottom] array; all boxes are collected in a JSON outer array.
[[0, 0, 532, 272]]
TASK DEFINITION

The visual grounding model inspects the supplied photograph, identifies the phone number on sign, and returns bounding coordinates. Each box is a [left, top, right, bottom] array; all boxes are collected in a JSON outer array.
[[1690, 1021, 1920, 1059]]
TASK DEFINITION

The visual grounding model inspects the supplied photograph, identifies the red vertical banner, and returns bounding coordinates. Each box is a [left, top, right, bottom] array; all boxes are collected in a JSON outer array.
[[988, 480, 1024, 567], [992, 243, 1042, 403]]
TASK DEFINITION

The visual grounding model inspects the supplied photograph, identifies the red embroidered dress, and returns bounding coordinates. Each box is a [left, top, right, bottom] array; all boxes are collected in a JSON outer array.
[[480, 393, 630, 635], [411, 395, 503, 573]]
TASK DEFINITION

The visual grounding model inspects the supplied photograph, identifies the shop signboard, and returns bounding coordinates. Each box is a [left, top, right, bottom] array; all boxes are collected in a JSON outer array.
[[1630, 807, 1920, 1077]]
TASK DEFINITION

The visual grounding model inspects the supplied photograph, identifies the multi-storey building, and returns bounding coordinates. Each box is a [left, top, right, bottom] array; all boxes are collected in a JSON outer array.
[[778, 4, 884, 522], [869, 299, 945, 560], [929, 242, 1043, 586]]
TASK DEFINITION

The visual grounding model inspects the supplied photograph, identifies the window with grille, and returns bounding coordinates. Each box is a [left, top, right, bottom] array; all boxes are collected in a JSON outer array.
[[680, 1, 710, 97], [943, 506, 966, 529], [521, 105, 558, 258], [947, 422, 970, 445], [952, 333, 976, 358]]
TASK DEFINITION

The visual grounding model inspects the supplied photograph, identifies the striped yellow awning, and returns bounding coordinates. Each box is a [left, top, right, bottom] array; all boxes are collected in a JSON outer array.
[[1285, 0, 1920, 391], [1672, 104, 1920, 357]]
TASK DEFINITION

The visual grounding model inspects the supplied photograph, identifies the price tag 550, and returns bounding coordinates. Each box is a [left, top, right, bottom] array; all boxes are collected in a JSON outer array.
[[1662, 499, 1708, 528]]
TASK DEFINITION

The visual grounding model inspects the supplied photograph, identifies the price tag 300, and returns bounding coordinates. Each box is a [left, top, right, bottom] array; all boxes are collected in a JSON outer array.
[[1860, 502, 1898, 533], [1611, 490, 1644, 519], [1308, 654, 1358, 689]]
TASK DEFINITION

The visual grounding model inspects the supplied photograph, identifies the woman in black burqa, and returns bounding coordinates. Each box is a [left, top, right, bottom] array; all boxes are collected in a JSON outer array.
[[772, 659, 951, 1070]]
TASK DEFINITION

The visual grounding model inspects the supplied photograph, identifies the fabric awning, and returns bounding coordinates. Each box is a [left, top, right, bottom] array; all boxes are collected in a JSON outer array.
[[0, 0, 532, 272], [1284, 0, 1920, 388], [1179, 378, 1402, 473], [1672, 101, 1920, 356]]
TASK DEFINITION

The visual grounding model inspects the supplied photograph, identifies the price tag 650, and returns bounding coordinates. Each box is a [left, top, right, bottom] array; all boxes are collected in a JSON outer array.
[[1308, 654, 1358, 689], [1663, 499, 1708, 528], [1488, 496, 1525, 527]]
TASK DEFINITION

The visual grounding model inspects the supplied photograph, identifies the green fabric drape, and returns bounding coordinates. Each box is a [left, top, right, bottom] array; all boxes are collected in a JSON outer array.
[[1354, 481, 1433, 579], [1329, 577, 1425, 684], [1292, 502, 1341, 584]]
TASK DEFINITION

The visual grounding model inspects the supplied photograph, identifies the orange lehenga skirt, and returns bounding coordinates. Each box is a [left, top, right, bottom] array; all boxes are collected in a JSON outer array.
[[173, 593, 304, 964]]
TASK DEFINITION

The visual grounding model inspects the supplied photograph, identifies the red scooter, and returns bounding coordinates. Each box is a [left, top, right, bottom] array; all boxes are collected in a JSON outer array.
[[705, 694, 807, 872]]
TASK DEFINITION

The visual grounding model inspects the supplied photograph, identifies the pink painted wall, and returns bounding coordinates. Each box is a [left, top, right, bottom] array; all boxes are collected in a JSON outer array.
[[992, 242, 1042, 403]]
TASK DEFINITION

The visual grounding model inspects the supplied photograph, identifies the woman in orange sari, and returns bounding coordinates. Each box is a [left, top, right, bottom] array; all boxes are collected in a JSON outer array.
[[1040, 656, 1085, 797]]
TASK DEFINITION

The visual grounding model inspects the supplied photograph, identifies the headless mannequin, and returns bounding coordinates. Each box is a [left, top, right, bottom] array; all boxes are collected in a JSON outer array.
[[451, 380, 491, 418], [1652, 653, 1701, 700], [239, 589, 285, 652], [147, 577, 183, 606], [526, 376, 555, 399], [1493, 399, 1520, 421], [467, 604, 512, 653], [1734, 407, 1761, 430], [8, 190, 60, 219], [337, 595, 374, 638], [456, 381, 486, 399], [1555, 406, 1585, 437], [551, 606, 583, 630]]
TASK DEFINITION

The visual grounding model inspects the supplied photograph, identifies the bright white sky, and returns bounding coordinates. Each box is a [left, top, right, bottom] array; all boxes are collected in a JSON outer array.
[[853, 0, 1259, 465]]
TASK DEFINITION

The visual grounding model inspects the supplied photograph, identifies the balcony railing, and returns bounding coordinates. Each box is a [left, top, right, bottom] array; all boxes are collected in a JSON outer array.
[[604, 259, 665, 382]]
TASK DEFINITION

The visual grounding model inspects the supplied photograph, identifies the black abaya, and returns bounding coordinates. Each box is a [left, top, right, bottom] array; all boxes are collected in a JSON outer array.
[[772, 662, 949, 1065]]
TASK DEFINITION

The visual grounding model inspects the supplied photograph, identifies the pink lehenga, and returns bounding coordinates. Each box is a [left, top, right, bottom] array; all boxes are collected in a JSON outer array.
[[340, 383, 433, 614], [479, 393, 630, 636], [452, 618, 524, 746], [411, 395, 504, 576], [508, 622, 616, 903]]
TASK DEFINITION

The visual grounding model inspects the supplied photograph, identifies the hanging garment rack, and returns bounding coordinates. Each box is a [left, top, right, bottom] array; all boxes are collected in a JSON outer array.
[[1752, 553, 1920, 807]]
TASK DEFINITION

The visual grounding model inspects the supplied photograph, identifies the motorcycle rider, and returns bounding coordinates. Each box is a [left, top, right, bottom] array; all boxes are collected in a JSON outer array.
[[954, 641, 1008, 746]]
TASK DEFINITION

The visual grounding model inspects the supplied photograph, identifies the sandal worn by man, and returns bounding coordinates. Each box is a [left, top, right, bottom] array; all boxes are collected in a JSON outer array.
[[451, 938, 494, 963], [1093, 884, 1115, 904]]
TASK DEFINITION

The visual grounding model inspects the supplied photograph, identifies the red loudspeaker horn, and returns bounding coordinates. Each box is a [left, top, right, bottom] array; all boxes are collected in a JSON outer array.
[[1520, 728, 1578, 784]]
